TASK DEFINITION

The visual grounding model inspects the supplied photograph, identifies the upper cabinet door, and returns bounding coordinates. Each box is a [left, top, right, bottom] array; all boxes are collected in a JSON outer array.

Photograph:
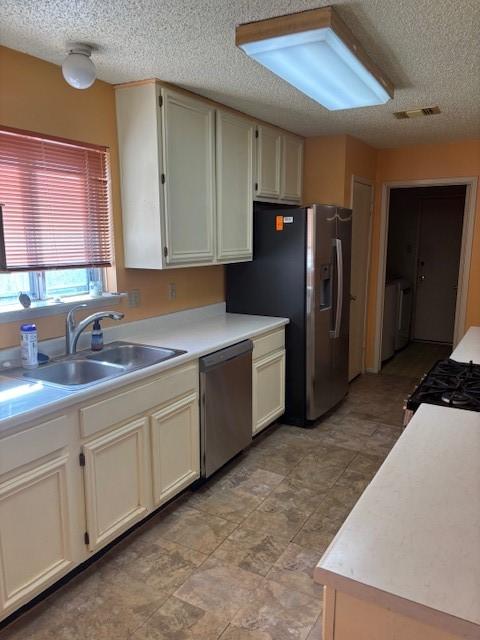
[[281, 135, 304, 202], [256, 125, 282, 200], [216, 111, 254, 262], [162, 89, 216, 265]]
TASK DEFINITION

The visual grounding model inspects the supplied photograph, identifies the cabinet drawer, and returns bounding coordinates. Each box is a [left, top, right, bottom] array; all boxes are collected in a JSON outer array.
[[252, 329, 285, 361], [80, 363, 198, 439], [0, 415, 70, 477]]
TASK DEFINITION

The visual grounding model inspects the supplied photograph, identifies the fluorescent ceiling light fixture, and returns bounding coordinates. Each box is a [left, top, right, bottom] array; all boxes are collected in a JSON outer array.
[[236, 6, 394, 111]]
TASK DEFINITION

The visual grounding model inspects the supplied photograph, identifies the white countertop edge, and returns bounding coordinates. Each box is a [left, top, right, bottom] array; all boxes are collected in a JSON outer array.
[[451, 326, 480, 364], [314, 568, 479, 640], [0, 313, 288, 434]]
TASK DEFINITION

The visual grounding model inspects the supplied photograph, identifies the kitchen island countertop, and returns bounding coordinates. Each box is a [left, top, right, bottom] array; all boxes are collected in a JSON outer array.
[[315, 324, 480, 639], [451, 326, 480, 364]]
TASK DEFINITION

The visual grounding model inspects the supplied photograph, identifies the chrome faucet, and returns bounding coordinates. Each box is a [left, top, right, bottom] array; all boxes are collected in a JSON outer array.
[[65, 304, 124, 354]]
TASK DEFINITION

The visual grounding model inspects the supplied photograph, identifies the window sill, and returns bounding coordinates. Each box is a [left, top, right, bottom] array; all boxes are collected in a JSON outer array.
[[0, 293, 126, 324]]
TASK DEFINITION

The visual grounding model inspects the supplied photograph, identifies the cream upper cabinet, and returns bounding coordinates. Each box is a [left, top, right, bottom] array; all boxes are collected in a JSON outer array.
[[255, 125, 303, 204], [216, 110, 254, 262], [0, 414, 82, 618], [116, 82, 165, 269], [256, 125, 282, 200], [82, 417, 150, 552], [116, 83, 216, 269], [162, 89, 216, 265], [281, 134, 304, 202]]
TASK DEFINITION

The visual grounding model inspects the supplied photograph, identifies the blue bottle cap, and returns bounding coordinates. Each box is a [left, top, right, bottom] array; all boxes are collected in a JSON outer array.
[[20, 323, 37, 332]]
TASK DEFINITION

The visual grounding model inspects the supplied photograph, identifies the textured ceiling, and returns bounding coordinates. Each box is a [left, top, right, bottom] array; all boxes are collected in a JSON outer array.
[[1, 0, 480, 147]]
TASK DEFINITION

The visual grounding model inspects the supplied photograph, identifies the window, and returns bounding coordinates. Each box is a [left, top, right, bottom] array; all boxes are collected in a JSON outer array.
[[0, 268, 103, 308], [0, 126, 113, 271]]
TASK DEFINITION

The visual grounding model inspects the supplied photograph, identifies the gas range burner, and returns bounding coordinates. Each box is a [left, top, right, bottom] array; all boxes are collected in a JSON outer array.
[[441, 391, 470, 406], [406, 358, 480, 416]]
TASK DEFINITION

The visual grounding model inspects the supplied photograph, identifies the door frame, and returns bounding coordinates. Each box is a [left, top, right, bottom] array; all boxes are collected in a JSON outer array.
[[372, 176, 478, 373], [350, 175, 374, 377]]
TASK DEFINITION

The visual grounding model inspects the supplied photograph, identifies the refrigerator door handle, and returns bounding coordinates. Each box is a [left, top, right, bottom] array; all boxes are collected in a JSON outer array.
[[333, 238, 343, 339]]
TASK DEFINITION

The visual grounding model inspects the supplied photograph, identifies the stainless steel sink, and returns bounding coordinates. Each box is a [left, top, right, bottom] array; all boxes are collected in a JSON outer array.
[[20, 359, 126, 387], [6, 341, 186, 390], [86, 342, 186, 368]]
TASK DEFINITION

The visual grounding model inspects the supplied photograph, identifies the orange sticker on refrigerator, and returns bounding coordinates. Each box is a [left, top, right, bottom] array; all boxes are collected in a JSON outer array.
[[275, 215, 284, 231]]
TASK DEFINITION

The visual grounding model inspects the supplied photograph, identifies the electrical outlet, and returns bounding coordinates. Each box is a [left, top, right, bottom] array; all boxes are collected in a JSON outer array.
[[168, 282, 176, 300], [128, 289, 141, 307]]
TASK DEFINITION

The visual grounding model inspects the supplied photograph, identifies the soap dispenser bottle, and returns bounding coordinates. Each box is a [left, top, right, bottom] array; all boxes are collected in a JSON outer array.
[[91, 319, 103, 351]]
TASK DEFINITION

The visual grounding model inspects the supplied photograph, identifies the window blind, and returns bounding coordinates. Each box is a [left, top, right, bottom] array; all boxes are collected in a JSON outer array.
[[0, 126, 113, 271]]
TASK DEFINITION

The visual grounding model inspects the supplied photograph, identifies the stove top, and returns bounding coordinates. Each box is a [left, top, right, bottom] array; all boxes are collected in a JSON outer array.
[[406, 359, 480, 413]]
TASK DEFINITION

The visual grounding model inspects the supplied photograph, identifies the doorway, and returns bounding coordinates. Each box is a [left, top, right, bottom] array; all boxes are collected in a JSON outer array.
[[379, 184, 467, 377]]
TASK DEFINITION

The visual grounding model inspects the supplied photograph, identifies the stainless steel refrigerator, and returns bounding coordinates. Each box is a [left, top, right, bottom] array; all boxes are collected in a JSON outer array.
[[226, 203, 352, 426]]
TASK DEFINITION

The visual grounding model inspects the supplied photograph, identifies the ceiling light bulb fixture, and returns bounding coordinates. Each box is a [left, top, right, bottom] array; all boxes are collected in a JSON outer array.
[[62, 44, 96, 90], [236, 6, 394, 111]]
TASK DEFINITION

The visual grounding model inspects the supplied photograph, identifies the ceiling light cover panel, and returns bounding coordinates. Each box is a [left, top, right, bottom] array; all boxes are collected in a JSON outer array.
[[237, 8, 393, 111], [241, 29, 390, 111]]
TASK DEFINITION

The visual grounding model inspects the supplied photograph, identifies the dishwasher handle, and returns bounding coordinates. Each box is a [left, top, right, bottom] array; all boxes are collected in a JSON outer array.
[[199, 340, 253, 371]]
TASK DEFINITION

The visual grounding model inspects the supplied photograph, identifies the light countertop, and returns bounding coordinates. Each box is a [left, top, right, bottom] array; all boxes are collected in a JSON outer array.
[[0, 307, 288, 434], [451, 326, 480, 364], [315, 326, 480, 638], [315, 404, 480, 637]]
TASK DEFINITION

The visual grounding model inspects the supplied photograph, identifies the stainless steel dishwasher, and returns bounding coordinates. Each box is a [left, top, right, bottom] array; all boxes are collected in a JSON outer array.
[[199, 340, 253, 478]]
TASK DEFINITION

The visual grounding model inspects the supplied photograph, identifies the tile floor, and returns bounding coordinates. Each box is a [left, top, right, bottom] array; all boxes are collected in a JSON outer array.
[[0, 373, 417, 640], [381, 341, 451, 378]]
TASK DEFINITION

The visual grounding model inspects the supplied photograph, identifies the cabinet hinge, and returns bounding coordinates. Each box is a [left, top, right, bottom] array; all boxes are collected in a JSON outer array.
[[255, 182, 258, 191], [84, 531, 90, 545], [79, 452, 86, 467], [161, 173, 166, 184], [255, 129, 259, 138], [158, 95, 163, 108], [163, 246, 168, 258]]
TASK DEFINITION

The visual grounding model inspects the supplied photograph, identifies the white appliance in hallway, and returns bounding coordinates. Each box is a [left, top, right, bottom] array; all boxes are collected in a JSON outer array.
[[382, 277, 412, 360], [395, 278, 412, 350], [382, 280, 397, 361]]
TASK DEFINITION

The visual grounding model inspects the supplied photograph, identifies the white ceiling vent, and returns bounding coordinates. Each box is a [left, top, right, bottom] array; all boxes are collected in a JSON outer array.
[[393, 106, 441, 119]]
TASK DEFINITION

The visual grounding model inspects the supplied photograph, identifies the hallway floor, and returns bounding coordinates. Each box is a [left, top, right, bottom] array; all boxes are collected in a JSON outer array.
[[1, 373, 417, 640], [381, 341, 452, 379]]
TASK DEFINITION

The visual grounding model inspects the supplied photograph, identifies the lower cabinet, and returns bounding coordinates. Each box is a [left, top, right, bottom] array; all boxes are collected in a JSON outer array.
[[79, 362, 200, 555], [252, 329, 286, 435], [151, 392, 200, 507], [82, 417, 150, 552], [0, 414, 81, 618], [0, 334, 287, 621]]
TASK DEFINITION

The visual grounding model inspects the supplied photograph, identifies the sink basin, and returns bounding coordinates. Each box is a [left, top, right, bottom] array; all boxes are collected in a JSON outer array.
[[6, 341, 186, 390], [21, 359, 125, 387], [86, 342, 186, 368]]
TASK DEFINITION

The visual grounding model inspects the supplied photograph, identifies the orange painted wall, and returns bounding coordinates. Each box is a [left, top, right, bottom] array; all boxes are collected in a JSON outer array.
[[344, 135, 377, 205], [303, 135, 347, 205], [365, 139, 480, 368], [303, 134, 376, 207], [0, 45, 224, 348]]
